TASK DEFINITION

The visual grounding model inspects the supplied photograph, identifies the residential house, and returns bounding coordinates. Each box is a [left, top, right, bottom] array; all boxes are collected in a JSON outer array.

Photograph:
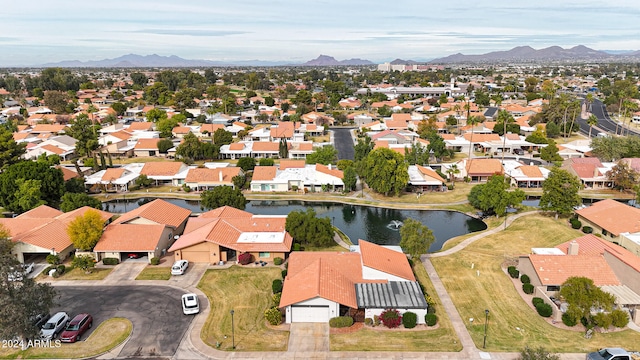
[[0, 205, 112, 263], [407, 165, 447, 192], [279, 240, 426, 323], [562, 158, 613, 189], [25, 135, 77, 161], [84, 167, 140, 192], [575, 199, 640, 253], [168, 206, 292, 264], [183, 167, 243, 191], [457, 158, 504, 182], [503, 160, 550, 188], [133, 138, 161, 157], [94, 199, 191, 262], [140, 161, 189, 186], [250, 162, 344, 192]]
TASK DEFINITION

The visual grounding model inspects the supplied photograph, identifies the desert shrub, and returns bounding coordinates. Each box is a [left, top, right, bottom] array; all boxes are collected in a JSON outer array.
[[150, 257, 160, 265], [532, 297, 544, 307], [562, 312, 577, 327], [272, 292, 281, 307], [570, 219, 582, 229], [274, 257, 283, 265], [373, 315, 380, 326], [182, 184, 191, 192], [425, 313, 438, 326], [293, 243, 301, 251], [46, 254, 61, 265], [522, 283, 534, 294], [535, 303, 553, 317], [56, 265, 66, 275], [402, 311, 417, 329], [329, 316, 354, 328], [520, 274, 531, 284], [238, 252, 253, 265], [102, 257, 119, 265], [610, 309, 630, 328], [582, 226, 593, 234], [264, 307, 282, 326], [380, 309, 402, 328], [592, 312, 613, 329], [281, 269, 287, 278], [507, 266, 520, 279], [272, 279, 283, 294], [364, 318, 374, 326]]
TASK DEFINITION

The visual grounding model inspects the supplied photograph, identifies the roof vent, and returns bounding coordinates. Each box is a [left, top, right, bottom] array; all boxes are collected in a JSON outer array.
[[568, 241, 579, 255]]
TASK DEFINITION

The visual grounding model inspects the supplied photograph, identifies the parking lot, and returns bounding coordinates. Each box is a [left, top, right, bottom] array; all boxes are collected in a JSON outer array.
[[53, 285, 194, 357]]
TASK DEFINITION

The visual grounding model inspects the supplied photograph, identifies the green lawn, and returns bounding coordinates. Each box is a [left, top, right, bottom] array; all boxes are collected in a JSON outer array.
[[198, 266, 289, 351], [330, 263, 462, 352], [431, 213, 640, 352], [135, 266, 171, 280], [39, 267, 113, 281]]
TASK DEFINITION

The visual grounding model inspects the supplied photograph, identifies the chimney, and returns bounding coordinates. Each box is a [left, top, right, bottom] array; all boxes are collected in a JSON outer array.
[[219, 171, 223, 182], [328, 164, 332, 170], [568, 241, 579, 255]]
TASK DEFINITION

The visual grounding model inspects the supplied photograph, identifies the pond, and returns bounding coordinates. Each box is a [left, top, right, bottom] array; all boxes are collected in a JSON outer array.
[[102, 198, 487, 253]]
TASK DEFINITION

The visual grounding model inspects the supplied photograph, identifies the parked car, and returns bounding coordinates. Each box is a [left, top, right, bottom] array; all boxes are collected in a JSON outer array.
[[127, 253, 142, 259], [7, 263, 35, 281], [171, 260, 189, 275], [181, 293, 200, 315], [60, 313, 93, 343], [40, 312, 69, 340], [32, 313, 51, 329]]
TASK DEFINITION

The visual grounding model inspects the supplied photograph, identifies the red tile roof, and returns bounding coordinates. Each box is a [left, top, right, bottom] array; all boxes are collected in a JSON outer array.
[[184, 167, 241, 184], [528, 254, 620, 286], [556, 234, 640, 273], [252, 166, 277, 181], [17, 205, 63, 219], [127, 122, 154, 131], [576, 199, 640, 236], [279, 160, 305, 169], [465, 159, 503, 176], [94, 223, 167, 252], [252, 142, 280, 152], [359, 240, 415, 281], [113, 199, 191, 229], [315, 164, 343, 179], [140, 162, 185, 176]]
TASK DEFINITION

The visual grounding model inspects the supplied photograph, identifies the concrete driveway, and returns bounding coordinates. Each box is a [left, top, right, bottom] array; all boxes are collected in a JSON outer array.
[[53, 285, 194, 358], [168, 262, 208, 289], [287, 323, 329, 352]]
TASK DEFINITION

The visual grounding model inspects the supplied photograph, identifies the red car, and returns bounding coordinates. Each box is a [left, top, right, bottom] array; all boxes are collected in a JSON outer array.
[[127, 253, 142, 259], [59, 313, 93, 343]]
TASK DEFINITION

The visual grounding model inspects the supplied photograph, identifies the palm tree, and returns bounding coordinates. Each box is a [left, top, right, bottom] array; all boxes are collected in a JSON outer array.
[[453, 104, 461, 134], [446, 164, 460, 189], [587, 114, 599, 138], [467, 115, 480, 159], [585, 93, 594, 113]]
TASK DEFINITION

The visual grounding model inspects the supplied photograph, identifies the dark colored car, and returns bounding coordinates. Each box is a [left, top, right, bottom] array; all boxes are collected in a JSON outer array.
[[32, 313, 50, 329], [59, 313, 93, 343]]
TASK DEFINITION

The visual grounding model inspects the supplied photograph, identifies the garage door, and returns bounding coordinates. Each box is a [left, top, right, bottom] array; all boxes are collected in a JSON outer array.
[[181, 251, 211, 263], [291, 305, 329, 323]]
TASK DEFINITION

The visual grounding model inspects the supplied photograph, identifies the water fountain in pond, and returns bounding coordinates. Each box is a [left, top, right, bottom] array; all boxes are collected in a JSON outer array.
[[387, 220, 403, 230]]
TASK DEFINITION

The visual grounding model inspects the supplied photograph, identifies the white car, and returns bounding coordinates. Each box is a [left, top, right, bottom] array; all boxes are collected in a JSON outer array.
[[40, 312, 69, 340], [7, 263, 34, 282], [171, 260, 189, 275], [181, 293, 200, 315]]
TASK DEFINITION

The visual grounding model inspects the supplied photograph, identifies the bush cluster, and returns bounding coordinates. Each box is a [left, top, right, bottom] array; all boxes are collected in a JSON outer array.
[[380, 309, 402, 328], [281, 269, 287, 278], [264, 307, 282, 326], [520, 274, 531, 284], [102, 258, 119, 265], [425, 313, 438, 326], [46, 254, 61, 265], [402, 311, 417, 329], [373, 315, 381, 326], [364, 318, 374, 326], [271, 293, 281, 307], [292, 243, 301, 251], [329, 316, 354, 328], [570, 218, 582, 229], [532, 297, 544, 307], [610, 309, 630, 328], [522, 283, 534, 294], [582, 226, 593, 234], [593, 312, 613, 329], [562, 312, 577, 327], [274, 257, 283, 266], [535, 303, 553, 317], [238, 252, 253, 265], [507, 266, 520, 279], [150, 257, 160, 265], [272, 279, 283, 294], [56, 265, 66, 275]]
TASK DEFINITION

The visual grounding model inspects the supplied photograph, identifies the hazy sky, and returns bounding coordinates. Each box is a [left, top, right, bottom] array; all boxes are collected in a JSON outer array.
[[2, 0, 640, 66]]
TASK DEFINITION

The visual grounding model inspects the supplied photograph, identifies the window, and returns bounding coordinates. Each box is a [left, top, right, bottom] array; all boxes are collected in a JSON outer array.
[[259, 252, 270, 258], [547, 285, 560, 292]]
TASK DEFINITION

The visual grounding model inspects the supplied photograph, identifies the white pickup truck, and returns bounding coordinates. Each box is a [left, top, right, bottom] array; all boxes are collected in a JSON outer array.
[[7, 262, 35, 281], [586, 348, 640, 360]]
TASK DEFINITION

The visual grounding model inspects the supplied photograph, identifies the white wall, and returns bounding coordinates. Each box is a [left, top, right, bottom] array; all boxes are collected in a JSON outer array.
[[365, 308, 428, 324], [362, 266, 411, 282], [285, 297, 339, 323]]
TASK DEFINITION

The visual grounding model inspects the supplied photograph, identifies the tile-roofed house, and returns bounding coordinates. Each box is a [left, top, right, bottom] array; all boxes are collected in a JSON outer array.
[[169, 207, 292, 264], [84, 166, 140, 192], [198, 124, 225, 137], [407, 165, 446, 192], [140, 161, 189, 186], [250, 163, 344, 192], [576, 199, 640, 240], [279, 160, 306, 170], [279, 240, 426, 323], [502, 160, 550, 188], [29, 124, 68, 134], [126, 121, 154, 132], [133, 138, 161, 157], [562, 157, 613, 189], [251, 141, 280, 158], [112, 198, 191, 230], [462, 158, 503, 182], [0, 205, 112, 263], [183, 167, 242, 190]]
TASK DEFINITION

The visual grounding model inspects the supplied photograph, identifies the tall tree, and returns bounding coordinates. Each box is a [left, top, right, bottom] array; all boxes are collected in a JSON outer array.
[[560, 276, 614, 325], [68, 113, 99, 157], [213, 129, 233, 145], [0, 231, 57, 342], [15, 179, 46, 213], [606, 160, 639, 191], [285, 208, 333, 247], [43, 90, 70, 114], [354, 137, 374, 162], [306, 145, 337, 165], [539, 139, 562, 163], [0, 161, 65, 213], [467, 175, 525, 217], [586, 114, 599, 138], [363, 148, 409, 196], [446, 164, 460, 189], [200, 186, 246, 210], [60, 193, 103, 212], [0, 126, 26, 169], [342, 166, 357, 192], [399, 218, 435, 259], [175, 132, 203, 161], [539, 168, 582, 218], [67, 209, 105, 251]]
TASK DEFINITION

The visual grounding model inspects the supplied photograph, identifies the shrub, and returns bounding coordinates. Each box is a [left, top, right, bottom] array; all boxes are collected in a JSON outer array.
[[264, 307, 282, 326], [274, 257, 283, 266], [425, 313, 438, 326], [532, 297, 544, 307], [102, 257, 119, 265], [592, 312, 613, 329], [272, 292, 281, 307], [238, 252, 253, 265], [329, 316, 354, 328], [44, 266, 56, 276], [182, 184, 191, 192], [535, 303, 553, 317], [570, 219, 582, 229], [293, 243, 301, 251], [56, 264, 66, 275], [281, 269, 287, 279], [522, 283, 534, 294], [380, 309, 402, 328], [562, 312, 577, 327], [373, 315, 380, 326], [272, 279, 283, 294], [507, 266, 520, 279], [520, 274, 531, 284], [582, 226, 593, 234], [402, 311, 417, 329], [364, 318, 374, 326], [427, 305, 436, 314], [46, 254, 61, 265], [610, 309, 630, 328]]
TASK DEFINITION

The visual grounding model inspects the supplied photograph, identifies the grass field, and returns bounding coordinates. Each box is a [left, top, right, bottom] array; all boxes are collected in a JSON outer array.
[[198, 266, 289, 351], [431, 213, 640, 352], [40, 268, 113, 281], [135, 266, 171, 280], [0, 318, 131, 359], [330, 263, 462, 352]]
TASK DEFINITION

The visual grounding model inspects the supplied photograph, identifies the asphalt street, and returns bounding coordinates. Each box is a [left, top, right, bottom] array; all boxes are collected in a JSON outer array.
[[331, 127, 356, 160], [52, 285, 193, 358], [587, 98, 640, 136]]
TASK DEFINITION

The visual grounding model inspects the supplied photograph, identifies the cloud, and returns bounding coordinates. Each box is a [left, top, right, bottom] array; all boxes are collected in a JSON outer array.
[[132, 29, 250, 37]]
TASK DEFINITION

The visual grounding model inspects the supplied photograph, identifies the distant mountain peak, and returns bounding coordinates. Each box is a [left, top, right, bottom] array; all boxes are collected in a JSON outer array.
[[301, 55, 373, 66], [429, 45, 614, 64]]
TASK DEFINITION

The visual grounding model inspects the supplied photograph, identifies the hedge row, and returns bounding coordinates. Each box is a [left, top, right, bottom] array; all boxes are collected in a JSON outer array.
[[329, 316, 354, 328]]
